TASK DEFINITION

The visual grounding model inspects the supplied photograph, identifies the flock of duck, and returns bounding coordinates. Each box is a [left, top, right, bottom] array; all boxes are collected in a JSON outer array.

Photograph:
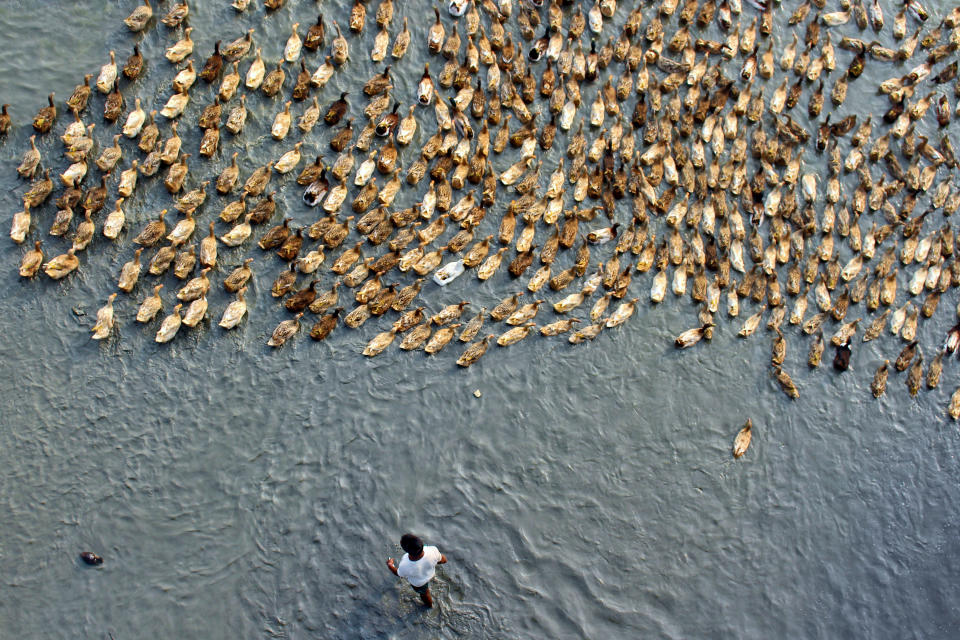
[[7, 0, 960, 410]]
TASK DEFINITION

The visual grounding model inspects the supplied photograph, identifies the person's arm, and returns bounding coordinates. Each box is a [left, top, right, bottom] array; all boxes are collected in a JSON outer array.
[[386, 558, 399, 575], [438, 554, 447, 565]]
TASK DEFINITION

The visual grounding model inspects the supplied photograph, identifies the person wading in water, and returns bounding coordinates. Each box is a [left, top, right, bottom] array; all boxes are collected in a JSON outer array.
[[386, 533, 447, 608]]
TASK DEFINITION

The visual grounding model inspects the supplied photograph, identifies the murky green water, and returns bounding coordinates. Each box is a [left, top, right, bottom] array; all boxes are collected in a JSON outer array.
[[1, 1, 960, 637]]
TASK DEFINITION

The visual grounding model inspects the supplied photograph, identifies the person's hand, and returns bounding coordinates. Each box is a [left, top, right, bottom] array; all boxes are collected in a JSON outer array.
[[386, 558, 395, 569]]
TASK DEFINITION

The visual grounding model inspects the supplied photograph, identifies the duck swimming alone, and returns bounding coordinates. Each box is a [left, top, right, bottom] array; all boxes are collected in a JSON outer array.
[[732, 420, 753, 459]]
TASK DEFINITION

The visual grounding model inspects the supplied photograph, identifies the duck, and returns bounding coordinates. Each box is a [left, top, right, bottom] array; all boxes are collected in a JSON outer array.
[[397, 319, 431, 350], [155, 304, 183, 343], [302, 171, 330, 208], [504, 299, 543, 325], [137, 111, 160, 152], [123, 45, 145, 80], [833, 340, 852, 372], [392, 18, 411, 59], [257, 218, 293, 251], [161, 1, 189, 28], [412, 245, 446, 276], [181, 295, 207, 328], [376, 103, 401, 137], [311, 55, 336, 89], [497, 322, 535, 347], [269, 262, 298, 298], [22, 170, 54, 209], [363, 328, 398, 356], [43, 248, 79, 280], [304, 15, 326, 50], [343, 304, 373, 329], [674, 320, 713, 347], [147, 244, 175, 275], [219, 259, 254, 294], [175, 181, 209, 214], [123, 0, 152, 31], [310, 308, 343, 341], [199, 41, 224, 82], [218, 192, 247, 224], [245, 48, 266, 90], [222, 29, 255, 63], [217, 287, 248, 330], [117, 248, 143, 292], [927, 351, 944, 390], [133, 140, 159, 176], [243, 163, 273, 196], [732, 419, 753, 458], [97, 52, 118, 94], [282, 280, 318, 313], [477, 247, 509, 280], [457, 335, 493, 366], [177, 267, 211, 302], [376, 0, 394, 27], [160, 122, 182, 164], [771, 366, 800, 400], [276, 228, 304, 262], [392, 307, 425, 334], [71, 210, 95, 252], [212, 154, 241, 195], [18, 240, 43, 277], [332, 22, 349, 65], [284, 23, 303, 63], [59, 159, 87, 189], [197, 97, 222, 130], [250, 191, 277, 224], [269, 314, 303, 347], [738, 305, 767, 337], [392, 106, 419, 147], [67, 75, 93, 112], [199, 223, 217, 269], [17, 135, 41, 179], [949, 388, 960, 420], [291, 60, 312, 101], [328, 241, 362, 275], [363, 66, 393, 97], [223, 94, 248, 134], [907, 350, 924, 396], [274, 142, 302, 174], [421, 322, 458, 353], [122, 98, 147, 138], [870, 361, 889, 398], [172, 245, 196, 280], [32, 93, 57, 133], [113, 161, 137, 198], [416, 64, 436, 106], [324, 92, 349, 125], [198, 124, 219, 159], [165, 28, 194, 63], [137, 284, 165, 323], [349, 0, 368, 32], [160, 87, 189, 119], [220, 214, 253, 247]]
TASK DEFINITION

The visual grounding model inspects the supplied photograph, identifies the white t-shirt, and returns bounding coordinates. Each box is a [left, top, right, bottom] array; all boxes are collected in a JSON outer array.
[[397, 546, 442, 587]]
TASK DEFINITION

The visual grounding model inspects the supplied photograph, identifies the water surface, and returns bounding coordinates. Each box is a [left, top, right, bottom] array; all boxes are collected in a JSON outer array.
[[1, 1, 959, 638]]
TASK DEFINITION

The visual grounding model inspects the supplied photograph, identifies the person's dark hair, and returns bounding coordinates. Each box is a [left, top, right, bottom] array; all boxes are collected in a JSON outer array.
[[400, 533, 423, 556]]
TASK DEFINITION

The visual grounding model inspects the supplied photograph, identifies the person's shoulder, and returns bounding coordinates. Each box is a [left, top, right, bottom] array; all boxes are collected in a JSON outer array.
[[396, 553, 413, 576], [424, 545, 441, 562]]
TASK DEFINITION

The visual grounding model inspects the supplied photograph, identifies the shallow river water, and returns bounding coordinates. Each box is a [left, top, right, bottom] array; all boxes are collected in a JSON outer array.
[[1, 1, 959, 638]]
